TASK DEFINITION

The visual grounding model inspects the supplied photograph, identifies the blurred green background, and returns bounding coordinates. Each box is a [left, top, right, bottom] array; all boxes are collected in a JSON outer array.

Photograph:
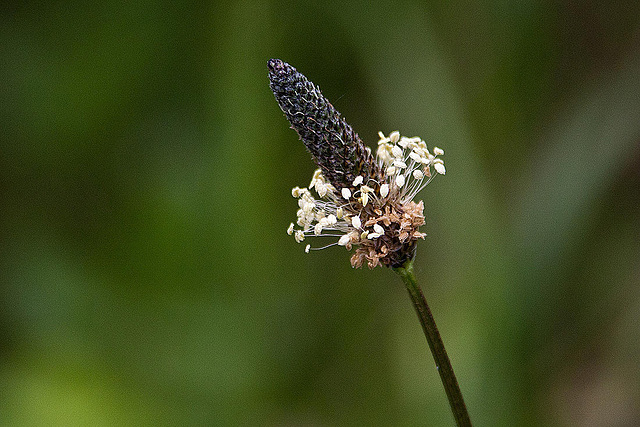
[[2, 1, 640, 425]]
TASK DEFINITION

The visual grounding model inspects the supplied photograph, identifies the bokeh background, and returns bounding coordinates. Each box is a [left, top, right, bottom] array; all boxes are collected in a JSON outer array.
[[2, 1, 640, 426]]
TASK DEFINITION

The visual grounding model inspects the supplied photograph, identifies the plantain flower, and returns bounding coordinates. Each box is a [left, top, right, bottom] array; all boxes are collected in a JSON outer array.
[[269, 59, 445, 268]]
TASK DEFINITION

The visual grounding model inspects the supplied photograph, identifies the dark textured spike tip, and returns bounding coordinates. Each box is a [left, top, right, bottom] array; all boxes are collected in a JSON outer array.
[[267, 59, 382, 191], [267, 58, 285, 73]]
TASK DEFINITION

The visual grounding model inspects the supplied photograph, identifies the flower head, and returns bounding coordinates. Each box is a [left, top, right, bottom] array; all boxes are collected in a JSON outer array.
[[269, 60, 445, 268]]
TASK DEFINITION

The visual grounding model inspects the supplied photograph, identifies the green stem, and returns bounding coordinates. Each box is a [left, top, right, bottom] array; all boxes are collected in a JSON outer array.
[[394, 260, 472, 427]]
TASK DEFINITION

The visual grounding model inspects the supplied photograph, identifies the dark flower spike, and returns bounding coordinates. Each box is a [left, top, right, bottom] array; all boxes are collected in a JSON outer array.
[[268, 59, 382, 191], [269, 59, 446, 268]]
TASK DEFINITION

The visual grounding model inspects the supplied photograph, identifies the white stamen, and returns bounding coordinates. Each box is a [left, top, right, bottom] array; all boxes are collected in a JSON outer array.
[[305, 244, 311, 253], [391, 145, 403, 158], [373, 223, 384, 234], [287, 223, 294, 235], [409, 152, 422, 162], [302, 202, 314, 214], [314, 223, 323, 235], [395, 174, 406, 188], [338, 234, 351, 246], [393, 160, 407, 169], [380, 183, 389, 198], [433, 147, 444, 156], [352, 216, 362, 229], [368, 233, 381, 239], [377, 146, 392, 161], [352, 176, 363, 186], [294, 230, 305, 243], [413, 170, 424, 180], [434, 159, 446, 175], [341, 187, 351, 199], [390, 131, 400, 143], [316, 183, 328, 198]]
